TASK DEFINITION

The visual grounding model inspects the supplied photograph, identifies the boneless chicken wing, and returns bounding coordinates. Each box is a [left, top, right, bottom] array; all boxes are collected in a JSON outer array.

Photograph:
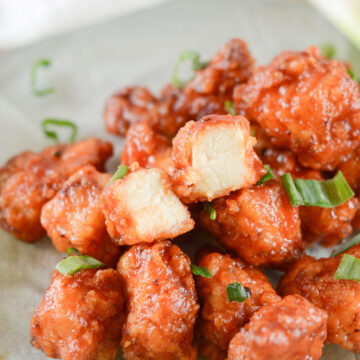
[[235, 46, 360, 170], [0, 138, 113, 242], [196, 252, 280, 359], [278, 246, 360, 353], [31, 268, 125, 360], [172, 114, 265, 203], [121, 122, 173, 174], [102, 167, 194, 245], [104, 39, 254, 137], [227, 295, 327, 360], [198, 180, 302, 267], [117, 241, 199, 360], [41, 165, 119, 266]]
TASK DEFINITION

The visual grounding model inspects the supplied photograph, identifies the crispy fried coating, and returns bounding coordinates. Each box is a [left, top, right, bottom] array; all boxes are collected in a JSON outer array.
[[117, 241, 199, 360], [198, 180, 302, 267], [0, 138, 113, 242], [196, 252, 280, 359], [278, 247, 360, 353], [105, 39, 254, 137], [235, 46, 360, 170], [172, 114, 264, 203], [104, 86, 156, 136], [227, 295, 327, 360], [102, 167, 194, 245], [41, 165, 119, 266], [121, 122, 173, 174], [31, 268, 125, 360]]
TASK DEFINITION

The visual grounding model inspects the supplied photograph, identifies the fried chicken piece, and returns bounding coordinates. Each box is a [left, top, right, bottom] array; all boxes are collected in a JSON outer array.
[[196, 252, 280, 359], [0, 138, 113, 243], [31, 268, 125, 360], [104, 86, 156, 136], [105, 39, 254, 137], [41, 165, 119, 266], [121, 122, 173, 174], [198, 180, 302, 267], [102, 167, 194, 245], [235, 46, 360, 170], [172, 114, 265, 203], [278, 246, 360, 353], [117, 241, 199, 360], [227, 295, 327, 360]]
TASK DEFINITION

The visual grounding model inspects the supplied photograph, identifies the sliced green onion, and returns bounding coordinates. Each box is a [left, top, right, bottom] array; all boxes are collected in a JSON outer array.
[[31, 58, 55, 96], [226, 282, 249, 302], [347, 69, 360, 84], [204, 202, 216, 220], [281, 173, 304, 207], [172, 51, 207, 89], [67, 247, 81, 256], [331, 233, 360, 257], [250, 127, 256, 137], [334, 254, 360, 282], [257, 165, 273, 185], [56, 255, 104, 276], [225, 100, 236, 116], [42, 119, 78, 144], [191, 264, 211, 278], [109, 165, 129, 183], [281, 171, 354, 208], [320, 44, 335, 60]]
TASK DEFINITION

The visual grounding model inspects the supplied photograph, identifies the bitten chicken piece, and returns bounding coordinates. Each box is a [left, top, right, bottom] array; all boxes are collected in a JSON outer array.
[[235, 46, 360, 170], [196, 252, 280, 360], [31, 268, 125, 360], [105, 39, 254, 137], [227, 295, 327, 360], [117, 241, 199, 360], [278, 246, 360, 352], [102, 167, 194, 245], [104, 86, 156, 136], [0, 138, 113, 242], [121, 122, 173, 174], [41, 166, 119, 266], [198, 180, 302, 267], [172, 114, 265, 203]]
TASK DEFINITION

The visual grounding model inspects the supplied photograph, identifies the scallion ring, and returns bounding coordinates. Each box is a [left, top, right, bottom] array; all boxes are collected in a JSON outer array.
[[31, 58, 55, 96], [109, 165, 129, 184], [281, 171, 354, 208], [42, 118, 78, 144], [56, 255, 104, 276], [226, 282, 250, 302], [331, 233, 360, 257], [204, 202, 216, 221], [334, 254, 360, 282], [225, 100, 236, 116], [257, 165, 274, 185], [320, 44, 335, 60], [172, 51, 207, 89], [191, 264, 211, 278], [67, 247, 81, 256]]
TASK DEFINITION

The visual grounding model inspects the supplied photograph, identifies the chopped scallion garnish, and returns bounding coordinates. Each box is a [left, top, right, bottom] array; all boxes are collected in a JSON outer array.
[[67, 247, 81, 256], [281, 171, 354, 208], [320, 44, 335, 60], [225, 100, 236, 116], [109, 165, 129, 183], [42, 118, 78, 144], [334, 254, 360, 282], [250, 127, 256, 137], [116, 347, 124, 360], [172, 51, 207, 89], [191, 264, 211, 278], [226, 282, 250, 302], [331, 233, 360, 257], [56, 255, 104, 276], [347, 69, 360, 84], [257, 165, 273, 185], [31, 58, 55, 96], [204, 202, 216, 220]]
